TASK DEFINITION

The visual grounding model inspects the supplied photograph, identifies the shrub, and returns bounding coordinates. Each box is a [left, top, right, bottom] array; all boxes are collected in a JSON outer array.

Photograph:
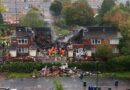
[[107, 55, 130, 72], [68, 62, 97, 71], [0, 62, 61, 73], [0, 55, 130, 73]]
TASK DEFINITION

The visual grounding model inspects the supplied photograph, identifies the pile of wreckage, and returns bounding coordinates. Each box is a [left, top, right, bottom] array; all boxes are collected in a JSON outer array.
[[38, 63, 100, 77], [39, 63, 81, 77]]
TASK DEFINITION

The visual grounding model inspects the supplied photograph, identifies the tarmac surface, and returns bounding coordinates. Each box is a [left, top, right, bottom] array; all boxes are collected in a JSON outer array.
[[0, 77, 130, 90]]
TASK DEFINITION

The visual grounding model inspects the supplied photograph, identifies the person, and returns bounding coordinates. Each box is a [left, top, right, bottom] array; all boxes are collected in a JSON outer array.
[[79, 73, 84, 80]]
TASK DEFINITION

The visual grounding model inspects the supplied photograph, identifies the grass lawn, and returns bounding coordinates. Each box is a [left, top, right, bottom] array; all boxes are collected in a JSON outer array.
[[7, 73, 33, 79], [102, 72, 130, 79]]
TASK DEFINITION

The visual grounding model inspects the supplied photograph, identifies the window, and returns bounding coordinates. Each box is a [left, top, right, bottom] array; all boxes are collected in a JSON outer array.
[[18, 48, 28, 53], [110, 39, 119, 45], [91, 39, 101, 45], [18, 39, 28, 44]]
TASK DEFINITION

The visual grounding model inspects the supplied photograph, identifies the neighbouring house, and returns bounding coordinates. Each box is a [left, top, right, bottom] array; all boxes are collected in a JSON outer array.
[[9, 26, 36, 59], [34, 27, 52, 49], [68, 26, 122, 60]]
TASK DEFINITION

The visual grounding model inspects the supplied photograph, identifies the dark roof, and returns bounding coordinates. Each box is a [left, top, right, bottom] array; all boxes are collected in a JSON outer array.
[[83, 26, 119, 39], [16, 26, 33, 37]]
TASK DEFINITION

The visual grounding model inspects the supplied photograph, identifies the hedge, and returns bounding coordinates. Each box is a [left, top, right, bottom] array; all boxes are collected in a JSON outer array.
[[107, 55, 130, 72], [69, 55, 130, 72], [0, 55, 130, 73], [0, 62, 61, 73]]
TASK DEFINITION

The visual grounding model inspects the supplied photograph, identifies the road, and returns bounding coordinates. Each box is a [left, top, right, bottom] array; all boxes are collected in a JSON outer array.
[[0, 77, 130, 90]]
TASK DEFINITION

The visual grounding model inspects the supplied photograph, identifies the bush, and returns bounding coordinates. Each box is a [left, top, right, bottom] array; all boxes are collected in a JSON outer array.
[[68, 62, 97, 71], [0, 62, 61, 73], [107, 55, 130, 72], [69, 55, 130, 72], [0, 55, 130, 73]]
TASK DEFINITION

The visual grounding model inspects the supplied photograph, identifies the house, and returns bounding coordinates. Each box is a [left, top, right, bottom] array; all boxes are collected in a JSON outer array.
[[2, 0, 48, 24], [34, 27, 52, 49], [68, 26, 122, 60], [9, 26, 36, 59]]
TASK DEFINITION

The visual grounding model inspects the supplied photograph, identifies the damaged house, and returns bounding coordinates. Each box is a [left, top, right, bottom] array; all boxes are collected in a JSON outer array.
[[68, 26, 122, 60], [34, 27, 52, 49], [9, 26, 36, 59]]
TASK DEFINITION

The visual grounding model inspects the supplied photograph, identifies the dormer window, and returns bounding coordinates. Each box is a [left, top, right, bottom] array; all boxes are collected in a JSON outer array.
[[91, 39, 101, 45]]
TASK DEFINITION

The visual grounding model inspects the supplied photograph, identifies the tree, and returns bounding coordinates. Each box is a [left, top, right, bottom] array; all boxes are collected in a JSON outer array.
[[50, 0, 63, 16], [0, 0, 6, 30], [0, 0, 6, 13], [95, 0, 115, 25], [118, 18, 130, 55], [95, 43, 112, 61], [0, 0, 6, 23], [0, 13, 3, 24], [20, 7, 44, 27], [62, 1, 94, 26], [99, 0, 115, 16], [104, 5, 130, 29]]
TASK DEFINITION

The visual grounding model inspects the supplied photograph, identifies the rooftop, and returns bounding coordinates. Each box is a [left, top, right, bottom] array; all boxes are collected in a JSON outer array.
[[83, 26, 119, 39]]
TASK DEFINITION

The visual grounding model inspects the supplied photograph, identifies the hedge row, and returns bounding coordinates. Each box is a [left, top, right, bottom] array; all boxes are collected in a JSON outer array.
[[0, 62, 61, 73], [0, 55, 130, 73], [69, 55, 130, 72], [107, 55, 130, 72]]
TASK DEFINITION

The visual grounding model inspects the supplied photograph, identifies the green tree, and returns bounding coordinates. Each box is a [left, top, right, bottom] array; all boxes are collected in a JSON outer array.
[[99, 0, 115, 16], [119, 18, 130, 55], [0, 13, 3, 24], [95, 0, 115, 25], [62, 1, 94, 26], [95, 43, 112, 61], [104, 4, 130, 29], [50, 0, 62, 16], [0, 0, 6, 13], [0, 0, 6, 28], [104, 5, 130, 55], [20, 7, 44, 27]]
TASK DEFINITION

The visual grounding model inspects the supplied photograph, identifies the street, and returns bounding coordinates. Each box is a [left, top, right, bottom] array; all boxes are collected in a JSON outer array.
[[0, 77, 130, 90]]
